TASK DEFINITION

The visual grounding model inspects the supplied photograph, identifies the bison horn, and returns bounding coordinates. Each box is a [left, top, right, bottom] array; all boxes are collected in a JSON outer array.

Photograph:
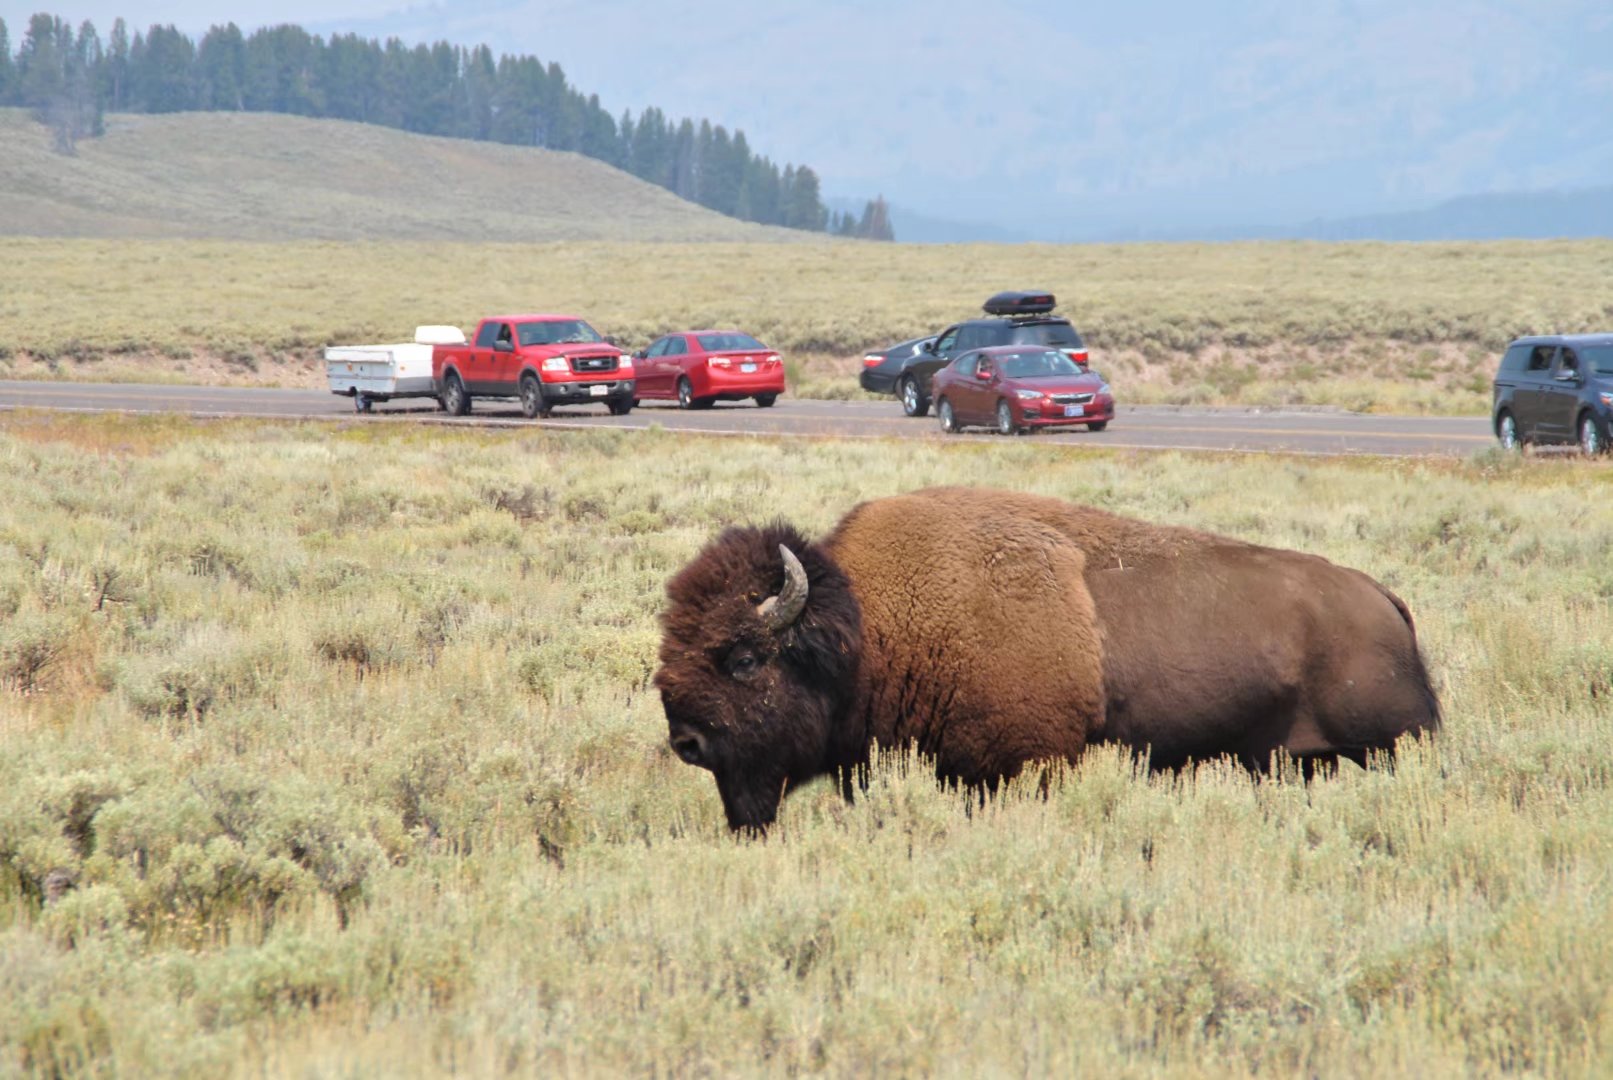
[[757, 544, 809, 631]]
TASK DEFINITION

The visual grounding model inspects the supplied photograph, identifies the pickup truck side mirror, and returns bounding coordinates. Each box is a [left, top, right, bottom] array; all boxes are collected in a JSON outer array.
[[633, 350, 646, 361], [493, 339, 513, 353], [605, 336, 619, 346]]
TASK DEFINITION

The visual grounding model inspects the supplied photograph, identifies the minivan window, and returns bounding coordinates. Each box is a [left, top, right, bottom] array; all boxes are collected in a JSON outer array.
[[1498, 343, 1533, 374], [1011, 323, 1084, 348], [1586, 346, 1613, 376]]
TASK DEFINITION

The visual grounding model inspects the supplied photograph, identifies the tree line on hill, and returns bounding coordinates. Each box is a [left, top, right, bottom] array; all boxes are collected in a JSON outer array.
[[0, 12, 895, 239]]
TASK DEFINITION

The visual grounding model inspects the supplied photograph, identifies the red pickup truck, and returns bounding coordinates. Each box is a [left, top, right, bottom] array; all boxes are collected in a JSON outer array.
[[433, 314, 635, 418]]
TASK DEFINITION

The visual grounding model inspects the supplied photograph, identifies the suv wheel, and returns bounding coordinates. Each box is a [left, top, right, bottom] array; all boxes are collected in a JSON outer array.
[[1496, 410, 1521, 451], [1579, 413, 1605, 456], [900, 376, 929, 418]]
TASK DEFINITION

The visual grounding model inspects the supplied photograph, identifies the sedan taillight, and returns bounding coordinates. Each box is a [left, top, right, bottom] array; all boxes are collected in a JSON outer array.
[[707, 356, 732, 369], [863, 354, 885, 367]]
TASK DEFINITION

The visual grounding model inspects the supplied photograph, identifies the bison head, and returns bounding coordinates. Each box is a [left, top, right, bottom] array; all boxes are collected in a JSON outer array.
[[654, 523, 863, 832]]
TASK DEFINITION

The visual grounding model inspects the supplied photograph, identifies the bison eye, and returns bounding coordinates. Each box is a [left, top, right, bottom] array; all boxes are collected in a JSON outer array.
[[728, 650, 761, 681]]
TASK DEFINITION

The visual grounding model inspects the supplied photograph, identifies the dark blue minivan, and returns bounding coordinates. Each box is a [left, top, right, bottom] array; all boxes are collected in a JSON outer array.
[[1491, 334, 1613, 454]]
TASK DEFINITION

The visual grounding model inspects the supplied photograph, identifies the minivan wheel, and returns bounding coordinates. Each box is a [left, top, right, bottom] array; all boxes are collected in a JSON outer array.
[[900, 376, 930, 418], [1579, 413, 1605, 456], [938, 397, 960, 434], [1496, 410, 1520, 451]]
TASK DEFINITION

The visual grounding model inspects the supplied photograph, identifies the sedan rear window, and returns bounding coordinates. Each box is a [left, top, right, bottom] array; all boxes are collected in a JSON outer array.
[[1010, 322, 1084, 348], [696, 333, 765, 352]]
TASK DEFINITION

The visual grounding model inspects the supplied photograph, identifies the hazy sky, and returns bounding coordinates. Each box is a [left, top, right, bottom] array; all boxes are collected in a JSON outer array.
[[6, 2, 1609, 236]]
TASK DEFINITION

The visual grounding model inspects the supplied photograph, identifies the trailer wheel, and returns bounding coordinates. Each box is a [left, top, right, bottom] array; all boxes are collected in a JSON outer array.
[[354, 393, 373, 414]]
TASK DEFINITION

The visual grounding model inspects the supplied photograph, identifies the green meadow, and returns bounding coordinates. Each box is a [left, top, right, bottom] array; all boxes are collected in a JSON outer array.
[[3, 413, 1611, 1075]]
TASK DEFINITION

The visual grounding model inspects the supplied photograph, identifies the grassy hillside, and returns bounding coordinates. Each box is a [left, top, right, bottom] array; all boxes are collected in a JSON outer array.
[[0, 108, 801, 243], [4, 236, 1612, 412], [2, 414, 1611, 1074]]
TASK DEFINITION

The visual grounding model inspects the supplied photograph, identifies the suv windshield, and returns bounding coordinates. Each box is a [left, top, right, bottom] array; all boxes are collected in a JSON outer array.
[[1009, 322, 1084, 348], [696, 332, 765, 352], [1000, 350, 1082, 379], [519, 319, 604, 346], [1586, 345, 1613, 376]]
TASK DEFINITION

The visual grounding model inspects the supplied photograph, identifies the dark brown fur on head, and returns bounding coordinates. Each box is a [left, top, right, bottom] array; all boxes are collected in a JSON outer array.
[[654, 522, 863, 832]]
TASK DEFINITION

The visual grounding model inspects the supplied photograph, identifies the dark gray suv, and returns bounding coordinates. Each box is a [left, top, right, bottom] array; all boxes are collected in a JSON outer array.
[[1492, 334, 1613, 454]]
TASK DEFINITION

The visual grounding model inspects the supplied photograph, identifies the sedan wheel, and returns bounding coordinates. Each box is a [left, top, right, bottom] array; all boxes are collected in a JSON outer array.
[[1497, 411, 1520, 451], [1580, 413, 1604, 456], [996, 400, 1018, 436], [677, 377, 694, 409], [938, 397, 960, 434]]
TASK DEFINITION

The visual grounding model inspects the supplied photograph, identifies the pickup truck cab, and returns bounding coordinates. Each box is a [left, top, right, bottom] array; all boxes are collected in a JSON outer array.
[[432, 314, 634, 418]]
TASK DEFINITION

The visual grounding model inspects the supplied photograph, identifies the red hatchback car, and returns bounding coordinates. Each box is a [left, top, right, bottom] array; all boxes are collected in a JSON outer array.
[[932, 345, 1114, 435], [633, 330, 786, 408]]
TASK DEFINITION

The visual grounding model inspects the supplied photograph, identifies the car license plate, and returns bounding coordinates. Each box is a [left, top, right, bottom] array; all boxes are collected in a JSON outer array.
[[590, 385, 607, 397], [741, 362, 758, 373], [1063, 404, 1085, 417]]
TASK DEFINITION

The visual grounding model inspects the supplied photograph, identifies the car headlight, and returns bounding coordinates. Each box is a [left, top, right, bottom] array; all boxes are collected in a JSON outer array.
[[1098, 381, 1111, 395], [1014, 389, 1043, 401]]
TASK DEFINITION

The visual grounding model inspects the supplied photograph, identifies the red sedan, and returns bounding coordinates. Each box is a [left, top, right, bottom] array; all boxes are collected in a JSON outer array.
[[932, 345, 1114, 435], [632, 330, 786, 408]]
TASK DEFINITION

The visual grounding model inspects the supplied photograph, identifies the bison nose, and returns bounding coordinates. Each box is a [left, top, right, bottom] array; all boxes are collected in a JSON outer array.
[[670, 731, 708, 767]]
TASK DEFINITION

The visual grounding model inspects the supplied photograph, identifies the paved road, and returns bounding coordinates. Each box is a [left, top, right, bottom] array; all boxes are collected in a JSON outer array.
[[0, 380, 1496, 457]]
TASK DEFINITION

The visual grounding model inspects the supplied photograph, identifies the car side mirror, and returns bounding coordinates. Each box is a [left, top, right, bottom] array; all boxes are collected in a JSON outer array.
[[493, 339, 513, 353], [1556, 370, 1580, 382], [633, 350, 646, 361], [923, 341, 937, 354], [975, 369, 993, 381]]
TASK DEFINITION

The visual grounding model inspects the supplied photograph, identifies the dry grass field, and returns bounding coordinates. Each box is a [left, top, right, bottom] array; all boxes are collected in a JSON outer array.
[[3, 412, 1611, 1075], [5, 235, 1613, 414], [0, 109, 796, 245]]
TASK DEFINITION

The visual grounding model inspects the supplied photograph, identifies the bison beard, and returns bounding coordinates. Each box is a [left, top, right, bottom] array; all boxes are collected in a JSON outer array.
[[654, 487, 1440, 832]]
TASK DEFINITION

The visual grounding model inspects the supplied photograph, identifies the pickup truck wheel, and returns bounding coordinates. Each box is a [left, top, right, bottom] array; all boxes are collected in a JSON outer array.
[[677, 377, 695, 410], [442, 374, 470, 416], [608, 399, 633, 416], [754, 393, 778, 408], [519, 374, 544, 419]]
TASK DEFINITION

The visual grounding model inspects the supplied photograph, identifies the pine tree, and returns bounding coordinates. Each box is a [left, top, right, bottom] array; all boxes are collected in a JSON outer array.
[[858, 195, 894, 241], [196, 23, 245, 111], [0, 18, 15, 106], [103, 18, 128, 111]]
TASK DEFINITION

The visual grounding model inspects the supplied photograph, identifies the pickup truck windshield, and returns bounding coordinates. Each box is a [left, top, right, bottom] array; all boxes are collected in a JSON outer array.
[[519, 320, 604, 346]]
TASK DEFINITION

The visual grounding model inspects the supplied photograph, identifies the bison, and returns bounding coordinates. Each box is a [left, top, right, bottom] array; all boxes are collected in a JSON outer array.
[[654, 487, 1439, 831]]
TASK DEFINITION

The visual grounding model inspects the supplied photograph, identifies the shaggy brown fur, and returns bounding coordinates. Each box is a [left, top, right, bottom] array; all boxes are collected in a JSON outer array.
[[655, 487, 1439, 831]]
